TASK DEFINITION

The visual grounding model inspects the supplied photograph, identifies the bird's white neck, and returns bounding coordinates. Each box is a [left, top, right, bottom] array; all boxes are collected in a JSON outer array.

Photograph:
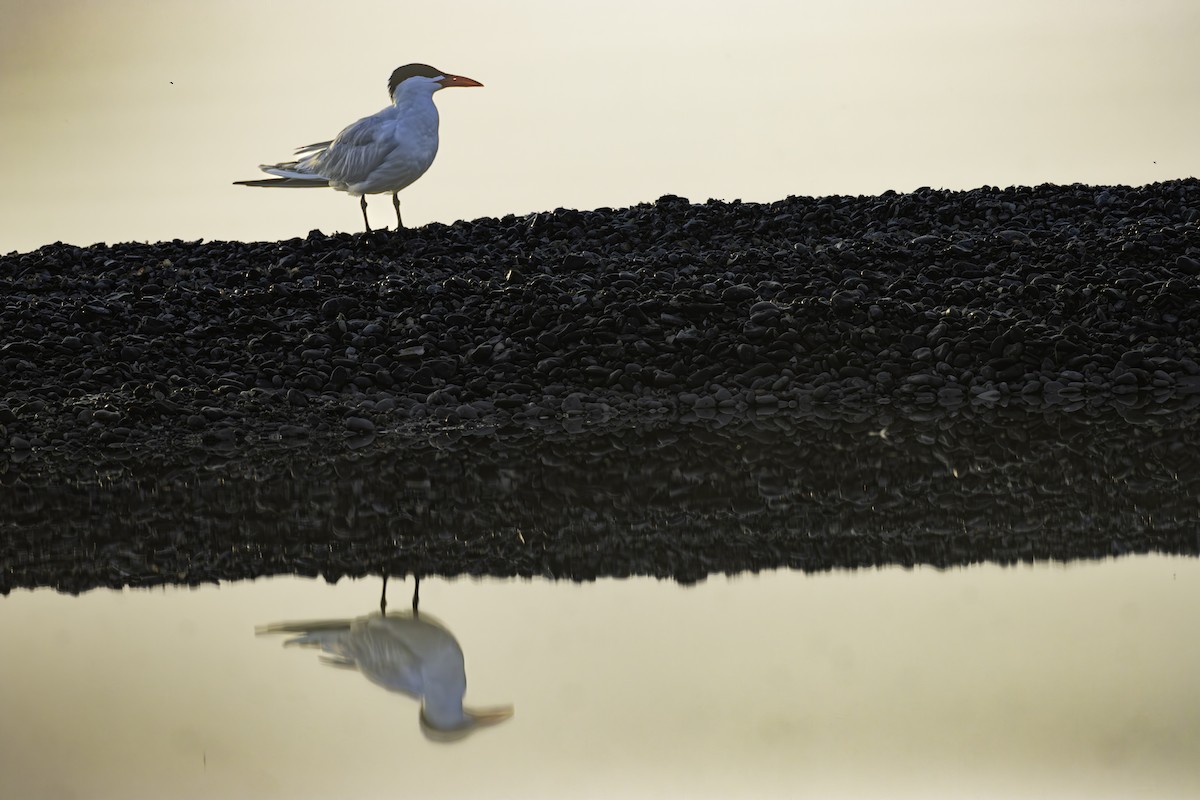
[[391, 78, 441, 110], [385, 82, 440, 144]]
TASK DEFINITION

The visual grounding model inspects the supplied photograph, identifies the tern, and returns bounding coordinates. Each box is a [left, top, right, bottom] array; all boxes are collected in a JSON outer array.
[[234, 63, 482, 232]]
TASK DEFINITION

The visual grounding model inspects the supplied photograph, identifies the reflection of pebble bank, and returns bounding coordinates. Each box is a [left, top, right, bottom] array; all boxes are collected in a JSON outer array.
[[2, 180, 1199, 457]]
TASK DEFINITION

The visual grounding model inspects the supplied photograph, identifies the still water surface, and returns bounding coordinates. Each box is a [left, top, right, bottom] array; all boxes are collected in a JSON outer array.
[[2, 557, 1197, 799]]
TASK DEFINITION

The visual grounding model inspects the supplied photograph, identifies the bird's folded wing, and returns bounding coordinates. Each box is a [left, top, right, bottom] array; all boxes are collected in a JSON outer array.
[[345, 625, 425, 695], [307, 116, 399, 186], [294, 140, 333, 155]]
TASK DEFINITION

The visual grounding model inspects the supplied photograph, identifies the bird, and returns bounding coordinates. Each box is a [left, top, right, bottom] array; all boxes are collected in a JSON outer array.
[[257, 599, 512, 742], [234, 63, 482, 232]]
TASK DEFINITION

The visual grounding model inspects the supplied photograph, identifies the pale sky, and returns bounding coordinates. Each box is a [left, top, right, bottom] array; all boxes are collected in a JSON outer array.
[[1, 0, 1197, 250]]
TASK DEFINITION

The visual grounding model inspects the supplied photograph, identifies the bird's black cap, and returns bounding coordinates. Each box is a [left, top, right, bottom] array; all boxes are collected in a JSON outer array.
[[388, 64, 445, 97]]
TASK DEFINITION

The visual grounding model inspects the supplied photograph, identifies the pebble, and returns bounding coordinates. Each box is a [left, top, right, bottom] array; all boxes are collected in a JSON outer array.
[[344, 416, 375, 433]]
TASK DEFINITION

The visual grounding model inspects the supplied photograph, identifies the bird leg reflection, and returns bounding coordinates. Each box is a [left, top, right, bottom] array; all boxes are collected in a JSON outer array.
[[380, 573, 418, 617], [392, 192, 404, 229]]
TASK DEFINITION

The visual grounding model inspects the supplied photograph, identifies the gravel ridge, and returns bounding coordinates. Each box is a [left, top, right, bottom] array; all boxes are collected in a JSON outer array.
[[3, 179, 1200, 460]]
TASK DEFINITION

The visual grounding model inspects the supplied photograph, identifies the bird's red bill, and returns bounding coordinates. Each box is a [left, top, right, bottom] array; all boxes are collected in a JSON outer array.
[[439, 73, 483, 88]]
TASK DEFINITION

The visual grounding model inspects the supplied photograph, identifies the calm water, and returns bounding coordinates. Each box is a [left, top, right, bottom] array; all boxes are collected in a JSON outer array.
[[2, 382, 1198, 800], [2, 560, 1198, 799]]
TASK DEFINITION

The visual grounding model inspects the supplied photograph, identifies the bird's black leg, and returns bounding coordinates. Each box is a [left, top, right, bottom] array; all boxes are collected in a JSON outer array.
[[392, 192, 403, 230], [360, 196, 372, 232], [412, 576, 420, 616], [380, 573, 388, 615]]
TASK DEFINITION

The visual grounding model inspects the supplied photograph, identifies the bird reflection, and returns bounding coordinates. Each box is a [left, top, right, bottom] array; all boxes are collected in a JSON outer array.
[[257, 577, 512, 742]]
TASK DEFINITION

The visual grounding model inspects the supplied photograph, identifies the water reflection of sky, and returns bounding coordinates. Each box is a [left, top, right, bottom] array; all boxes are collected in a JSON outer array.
[[2, 1, 1197, 251], [2, 563, 1198, 799]]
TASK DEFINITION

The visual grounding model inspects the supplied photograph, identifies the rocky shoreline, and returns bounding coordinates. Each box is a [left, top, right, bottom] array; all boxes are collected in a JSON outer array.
[[3, 180, 1200, 591], [2, 179, 1200, 463]]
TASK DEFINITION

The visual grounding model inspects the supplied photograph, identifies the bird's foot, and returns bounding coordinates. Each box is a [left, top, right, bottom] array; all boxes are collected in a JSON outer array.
[[358, 228, 395, 245]]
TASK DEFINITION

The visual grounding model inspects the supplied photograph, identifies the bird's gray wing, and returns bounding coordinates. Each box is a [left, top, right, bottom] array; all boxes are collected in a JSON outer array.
[[294, 140, 333, 155], [306, 112, 398, 187], [345, 622, 424, 698]]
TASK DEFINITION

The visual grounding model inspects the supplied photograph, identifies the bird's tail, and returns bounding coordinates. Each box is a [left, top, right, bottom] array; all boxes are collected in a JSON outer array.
[[257, 618, 357, 660], [256, 618, 355, 636], [233, 161, 330, 188], [234, 177, 330, 188]]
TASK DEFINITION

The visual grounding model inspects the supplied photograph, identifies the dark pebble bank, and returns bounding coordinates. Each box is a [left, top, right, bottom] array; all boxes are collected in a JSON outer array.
[[3, 180, 1200, 457]]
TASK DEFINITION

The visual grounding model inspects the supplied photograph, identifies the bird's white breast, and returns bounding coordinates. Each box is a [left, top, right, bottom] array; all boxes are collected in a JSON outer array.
[[355, 99, 440, 195], [308, 90, 442, 197]]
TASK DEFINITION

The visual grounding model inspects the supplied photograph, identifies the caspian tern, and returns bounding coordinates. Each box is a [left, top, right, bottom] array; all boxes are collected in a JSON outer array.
[[234, 63, 482, 232]]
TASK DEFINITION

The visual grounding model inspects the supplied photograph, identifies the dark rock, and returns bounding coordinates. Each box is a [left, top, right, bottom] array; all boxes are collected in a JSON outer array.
[[344, 416, 375, 433]]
